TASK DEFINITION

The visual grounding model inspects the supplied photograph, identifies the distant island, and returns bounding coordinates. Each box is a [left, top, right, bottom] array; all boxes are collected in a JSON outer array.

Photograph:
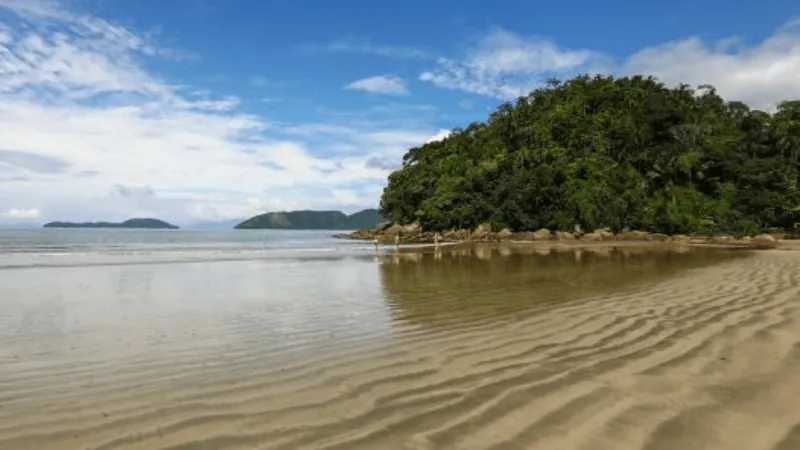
[[43, 218, 179, 229], [235, 209, 383, 230]]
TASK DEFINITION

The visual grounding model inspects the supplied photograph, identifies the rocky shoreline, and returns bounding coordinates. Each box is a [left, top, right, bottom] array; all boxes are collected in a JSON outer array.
[[333, 222, 784, 247]]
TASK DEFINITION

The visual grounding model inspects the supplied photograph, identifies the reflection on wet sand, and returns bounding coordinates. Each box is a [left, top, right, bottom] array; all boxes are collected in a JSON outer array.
[[379, 244, 750, 329], [2, 245, 800, 450]]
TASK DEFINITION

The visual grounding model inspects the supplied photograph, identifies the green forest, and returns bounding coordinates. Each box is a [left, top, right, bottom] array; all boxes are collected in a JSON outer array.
[[379, 75, 800, 235]]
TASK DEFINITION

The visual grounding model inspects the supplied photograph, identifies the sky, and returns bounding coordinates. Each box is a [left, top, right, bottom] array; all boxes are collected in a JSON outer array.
[[0, 0, 798, 226]]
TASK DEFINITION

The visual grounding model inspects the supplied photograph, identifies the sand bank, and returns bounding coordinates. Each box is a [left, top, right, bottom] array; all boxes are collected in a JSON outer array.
[[1, 246, 798, 449]]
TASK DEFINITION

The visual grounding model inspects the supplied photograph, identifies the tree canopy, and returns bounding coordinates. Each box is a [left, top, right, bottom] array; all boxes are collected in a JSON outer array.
[[379, 74, 800, 235]]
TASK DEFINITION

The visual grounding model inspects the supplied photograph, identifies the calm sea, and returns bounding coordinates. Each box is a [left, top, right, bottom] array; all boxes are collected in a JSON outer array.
[[0, 228, 382, 269]]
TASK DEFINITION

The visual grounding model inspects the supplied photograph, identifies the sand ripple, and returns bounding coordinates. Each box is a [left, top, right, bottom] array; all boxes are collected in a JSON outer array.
[[1, 249, 799, 449]]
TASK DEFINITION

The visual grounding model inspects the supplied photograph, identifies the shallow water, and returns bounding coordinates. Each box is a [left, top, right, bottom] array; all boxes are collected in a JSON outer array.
[[3, 239, 799, 450]]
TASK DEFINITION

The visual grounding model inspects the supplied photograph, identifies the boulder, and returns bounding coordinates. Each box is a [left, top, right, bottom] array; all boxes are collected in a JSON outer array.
[[671, 234, 691, 244], [617, 230, 650, 241], [497, 228, 513, 239], [556, 231, 576, 241], [403, 222, 421, 234], [596, 228, 615, 240], [649, 233, 670, 242], [385, 224, 405, 235], [581, 231, 603, 242], [710, 234, 735, 244], [533, 228, 551, 241], [473, 222, 493, 236], [752, 234, 777, 244]]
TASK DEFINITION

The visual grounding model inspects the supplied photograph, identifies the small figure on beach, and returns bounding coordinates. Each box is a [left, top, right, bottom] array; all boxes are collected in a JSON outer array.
[[394, 233, 400, 249], [373, 238, 378, 251]]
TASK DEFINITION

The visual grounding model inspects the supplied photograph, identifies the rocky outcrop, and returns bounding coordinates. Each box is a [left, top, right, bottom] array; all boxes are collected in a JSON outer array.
[[617, 230, 650, 241], [581, 228, 615, 242], [532, 228, 551, 240], [334, 223, 786, 247], [556, 231, 577, 241], [581, 231, 604, 242]]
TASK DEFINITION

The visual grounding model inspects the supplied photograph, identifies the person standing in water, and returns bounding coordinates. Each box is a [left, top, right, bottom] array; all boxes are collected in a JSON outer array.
[[394, 233, 400, 249], [373, 238, 378, 251], [434, 232, 441, 247]]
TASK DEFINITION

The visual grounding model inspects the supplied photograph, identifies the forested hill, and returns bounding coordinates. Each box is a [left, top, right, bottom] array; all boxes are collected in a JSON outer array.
[[43, 218, 179, 229], [379, 74, 800, 235], [235, 209, 383, 230]]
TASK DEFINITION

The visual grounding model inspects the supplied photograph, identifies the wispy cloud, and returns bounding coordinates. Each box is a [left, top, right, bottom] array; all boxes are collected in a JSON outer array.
[[0, 207, 41, 220], [300, 37, 430, 59], [345, 75, 409, 95], [0, 0, 438, 223], [0, 149, 70, 173], [419, 27, 607, 99], [419, 23, 800, 110]]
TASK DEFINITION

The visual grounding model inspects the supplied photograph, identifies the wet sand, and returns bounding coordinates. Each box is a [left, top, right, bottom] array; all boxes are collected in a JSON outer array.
[[1, 245, 799, 449]]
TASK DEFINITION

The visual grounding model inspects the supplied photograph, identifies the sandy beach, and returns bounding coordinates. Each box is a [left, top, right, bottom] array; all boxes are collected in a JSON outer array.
[[1, 244, 799, 450]]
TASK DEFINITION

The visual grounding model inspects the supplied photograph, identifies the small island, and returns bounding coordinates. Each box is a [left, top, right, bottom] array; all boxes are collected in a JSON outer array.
[[353, 74, 800, 241], [43, 218, 179, 229], [235, 209, 383, 230]]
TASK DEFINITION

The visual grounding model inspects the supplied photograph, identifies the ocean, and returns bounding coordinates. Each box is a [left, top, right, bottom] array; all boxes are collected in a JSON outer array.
[[0, 228, 379, 269]]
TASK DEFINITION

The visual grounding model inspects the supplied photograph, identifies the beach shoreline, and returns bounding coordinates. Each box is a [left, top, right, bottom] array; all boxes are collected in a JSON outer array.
[[2, 234, 799, 450]]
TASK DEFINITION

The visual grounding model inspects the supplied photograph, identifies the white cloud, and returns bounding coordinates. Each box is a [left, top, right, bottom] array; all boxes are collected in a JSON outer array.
[[1, 207, 41, 220], [420, 27, 606, 99], [110, 184, 155, 198], [622, 20, 800, 110], [345, 75, 408, 95], [425, 129, 451, 144], [0, 0, 434, 224], [420, 22, 800, 110], [306, 38, 428, 59]]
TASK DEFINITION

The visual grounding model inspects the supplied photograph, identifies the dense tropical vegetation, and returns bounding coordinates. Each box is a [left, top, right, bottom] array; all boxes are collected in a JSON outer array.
[[235, 209, 383, 230], [379, 75, 800, 235]]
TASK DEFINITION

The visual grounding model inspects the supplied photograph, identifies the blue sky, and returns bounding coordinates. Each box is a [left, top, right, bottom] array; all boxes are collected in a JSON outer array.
[[0, 0, 798, 225]]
